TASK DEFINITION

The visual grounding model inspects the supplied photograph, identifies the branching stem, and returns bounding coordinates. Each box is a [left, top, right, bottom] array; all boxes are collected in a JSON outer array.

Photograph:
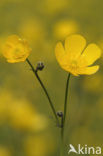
[[26, 58, 59, 125]]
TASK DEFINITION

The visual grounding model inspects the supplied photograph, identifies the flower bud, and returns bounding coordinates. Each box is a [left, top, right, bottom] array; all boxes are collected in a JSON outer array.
[[57, 111, 63, 117], [36, 62, 44, 71]]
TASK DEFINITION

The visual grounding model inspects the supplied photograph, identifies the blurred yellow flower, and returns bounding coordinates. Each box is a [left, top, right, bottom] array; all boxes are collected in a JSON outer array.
[[19, 19, 45, 46], [2, 35, 31, 63], [0, 147, 11, 156], [24, 135, 55, 156], [9, 101, 48, 131], [55, 34, 101, 76], [43, 0, 68, 15], [54, 20, 79, 39], [0, 90, 48, 131]]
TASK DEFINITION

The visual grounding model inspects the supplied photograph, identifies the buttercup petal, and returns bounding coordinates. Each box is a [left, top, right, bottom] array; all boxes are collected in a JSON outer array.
[[55, 42, 65, 65], [60, 65, 79, 76], [78, 65, 99, 75], [65, 34, 86, 59], [6, 35, 20, 47], [80, 44, 101, 66]]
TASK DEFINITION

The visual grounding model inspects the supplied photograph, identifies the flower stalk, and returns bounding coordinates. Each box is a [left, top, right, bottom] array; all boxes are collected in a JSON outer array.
[[62, 73, 71, 139], [60, 73, 71, 155], [26, 58, 59, 125]]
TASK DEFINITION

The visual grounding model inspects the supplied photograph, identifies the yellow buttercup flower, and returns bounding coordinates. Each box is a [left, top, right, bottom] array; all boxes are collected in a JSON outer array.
[[54, 20, 78, 40], [55, 34, 101, 76], [2, 35, 31, 63], [0, 146, 11, 156]]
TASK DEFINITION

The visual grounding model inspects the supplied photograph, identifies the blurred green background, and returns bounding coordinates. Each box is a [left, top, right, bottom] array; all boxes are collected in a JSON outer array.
[[0, 0, 103, 155]]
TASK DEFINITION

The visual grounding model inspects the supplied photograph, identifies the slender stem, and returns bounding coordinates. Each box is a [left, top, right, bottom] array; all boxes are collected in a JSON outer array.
[[63, 73, 71, 126], [60, 130, 64, 156], [61, 73, 71, 140], [60, 116, 64, 156], [26, 58, 59, 125], [60, 73, 71, 156]]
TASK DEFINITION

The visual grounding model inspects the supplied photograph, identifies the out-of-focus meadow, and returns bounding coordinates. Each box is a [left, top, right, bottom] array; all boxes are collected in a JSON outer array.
[[0, 0, 103, 156]]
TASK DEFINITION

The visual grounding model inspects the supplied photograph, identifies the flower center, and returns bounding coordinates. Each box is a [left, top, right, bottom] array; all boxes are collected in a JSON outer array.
[[71, 60, 77, 68], [14, 47, 21, 53]]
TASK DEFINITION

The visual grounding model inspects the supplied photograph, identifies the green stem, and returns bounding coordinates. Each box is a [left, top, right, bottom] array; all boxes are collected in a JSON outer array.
[[63, 73, 71, 127], [60, 73, 71, 156], [60, 130, 64, 156], [26, 58, 59, 125], [61, 73, 71, 141]]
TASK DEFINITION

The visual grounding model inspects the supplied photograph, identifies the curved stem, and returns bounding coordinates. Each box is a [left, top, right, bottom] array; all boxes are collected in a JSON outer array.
[[26, 58, 59, 125], [62, 73, 71, 140]]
